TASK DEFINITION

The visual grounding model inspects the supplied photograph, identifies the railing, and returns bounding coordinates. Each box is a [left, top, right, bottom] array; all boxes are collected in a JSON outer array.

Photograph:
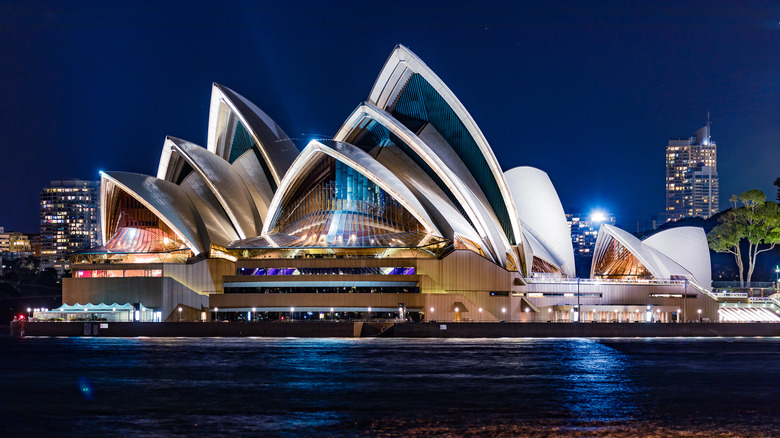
[[524, 277, 686, 286], [713, 281, 777, 288], [715, 291, 749, 298]]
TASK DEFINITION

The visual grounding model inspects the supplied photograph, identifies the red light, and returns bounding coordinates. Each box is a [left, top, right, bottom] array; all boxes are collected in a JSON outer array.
[[17, 315, 25, 320]]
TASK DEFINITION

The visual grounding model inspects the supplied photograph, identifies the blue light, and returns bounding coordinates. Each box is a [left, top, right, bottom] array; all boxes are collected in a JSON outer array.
[[78, 376, 94, 401]]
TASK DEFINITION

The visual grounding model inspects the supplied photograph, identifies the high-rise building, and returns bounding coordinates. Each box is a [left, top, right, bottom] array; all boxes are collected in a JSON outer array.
[[566, 212, 616, 256], [665, 118, 719, 221], [40, 180, 101, 261]]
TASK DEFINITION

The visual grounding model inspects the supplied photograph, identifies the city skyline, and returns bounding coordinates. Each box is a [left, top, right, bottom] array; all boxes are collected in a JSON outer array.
[[1, 1, 779, 232]]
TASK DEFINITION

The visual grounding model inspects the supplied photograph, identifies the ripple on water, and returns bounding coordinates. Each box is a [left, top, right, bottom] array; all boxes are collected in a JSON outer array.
[[1, 336, 779, 436]]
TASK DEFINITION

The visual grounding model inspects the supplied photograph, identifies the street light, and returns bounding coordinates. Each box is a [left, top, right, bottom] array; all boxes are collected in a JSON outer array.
[[290, 307, 295, 322], [697, 308, 702, 323], [478, 307, 483, 322], [252, 307, 256, 322], [776, 266, 779, 291], [367, 307, 372, 322], [178, 306, 182, 322], [27, 308, 31, 319], [677, 308, 681, 323]]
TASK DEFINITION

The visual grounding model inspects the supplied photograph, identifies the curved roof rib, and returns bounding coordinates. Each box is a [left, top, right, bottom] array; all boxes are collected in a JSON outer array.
[[504, 167, 575, 277], [263, 140, 441, 238], [367, 45, 522, 246], [164, 136, 263, 238], [100, 171, 210, 255], [177, 171, 240, 247], [521, 229, 561, 271], [334, 102, 511, 265], [206, 83, 298, 187], [230, 150, 275, 221], [368, 144, 491, 261], [156, 140, 191, 184]]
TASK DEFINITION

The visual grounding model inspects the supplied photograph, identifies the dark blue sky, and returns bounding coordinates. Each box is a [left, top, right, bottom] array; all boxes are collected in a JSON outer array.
[[2, 0, 778, 233]]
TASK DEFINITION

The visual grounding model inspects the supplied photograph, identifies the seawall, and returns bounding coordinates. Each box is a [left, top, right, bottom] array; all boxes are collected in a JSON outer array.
[[10, 321, 780, 338]]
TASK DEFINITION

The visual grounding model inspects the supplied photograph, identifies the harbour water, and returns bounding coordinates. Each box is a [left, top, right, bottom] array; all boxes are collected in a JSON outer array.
[[1, 336, 779, 436]]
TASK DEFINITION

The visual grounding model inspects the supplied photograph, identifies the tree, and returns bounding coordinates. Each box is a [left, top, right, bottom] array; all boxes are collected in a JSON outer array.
[[774, 177, 780, 202], [708, 218, 745, 285], [707, 190, 780, 287]]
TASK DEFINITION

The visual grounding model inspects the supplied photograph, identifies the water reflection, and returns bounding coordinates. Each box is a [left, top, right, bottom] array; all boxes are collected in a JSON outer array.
[[2, 336, 780, 436], [553, 339, 639, 422]]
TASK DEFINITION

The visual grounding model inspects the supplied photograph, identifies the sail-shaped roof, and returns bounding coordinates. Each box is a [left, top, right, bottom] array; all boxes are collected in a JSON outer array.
[[591, 224, 711, 288], [100, 171, 210, 255], [504, 167, 575, 277], [367, 45, 521, 246]]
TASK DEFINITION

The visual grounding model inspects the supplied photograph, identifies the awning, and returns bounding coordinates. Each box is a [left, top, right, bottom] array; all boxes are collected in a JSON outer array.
[[51, 303, 153, 312]]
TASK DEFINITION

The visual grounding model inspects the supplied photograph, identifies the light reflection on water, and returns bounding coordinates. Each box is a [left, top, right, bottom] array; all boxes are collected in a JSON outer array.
[[554, 339, 638, 422], [1, 336, 780, 436]]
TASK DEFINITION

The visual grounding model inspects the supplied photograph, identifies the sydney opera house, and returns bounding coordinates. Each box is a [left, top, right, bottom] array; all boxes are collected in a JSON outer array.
[[58, 45, 727, 323]]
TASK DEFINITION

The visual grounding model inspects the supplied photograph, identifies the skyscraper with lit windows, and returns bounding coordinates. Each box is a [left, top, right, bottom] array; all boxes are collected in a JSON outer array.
[[40, 180, 101, 261], [566, 212, 616, 256], [665, 118, 719, 221]]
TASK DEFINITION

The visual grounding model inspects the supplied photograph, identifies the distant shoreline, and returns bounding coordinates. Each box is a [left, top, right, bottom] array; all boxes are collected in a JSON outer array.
[[10, 321, 780, 339]]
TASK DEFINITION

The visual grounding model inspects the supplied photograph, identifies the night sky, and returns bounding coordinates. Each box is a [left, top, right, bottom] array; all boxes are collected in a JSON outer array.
[[2, 0, 778, 233]]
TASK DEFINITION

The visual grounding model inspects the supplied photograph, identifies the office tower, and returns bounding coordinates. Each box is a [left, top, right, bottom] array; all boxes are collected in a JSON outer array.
[[665, 117, 719, 221], [566, 212, 616, 256], [40, 180, 101, 261]]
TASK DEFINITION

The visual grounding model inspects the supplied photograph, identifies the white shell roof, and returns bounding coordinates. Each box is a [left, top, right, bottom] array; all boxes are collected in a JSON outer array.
[[367, 45, 522, 247], [372, 145, 490, 261], [178, 171, 240, 247], [521, 228, 561, 271], [334, 102, 511, 266], [591, 224, 711, 289], [504, 166, 575, 277], [643, 226, 712, 290], [206, 83, 298, 185], [100, 171, 210, 255], [166, 137, 263, 238]]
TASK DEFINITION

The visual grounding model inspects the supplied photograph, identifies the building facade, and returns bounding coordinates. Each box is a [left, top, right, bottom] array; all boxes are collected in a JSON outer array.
[[0, 231, 31, 253], [56, 45, 724, 323], [40, 180, 101, 262], [665, 120, 719, 220]]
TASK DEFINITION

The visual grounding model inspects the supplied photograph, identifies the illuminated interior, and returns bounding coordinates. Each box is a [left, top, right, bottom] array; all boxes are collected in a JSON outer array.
[[104, 189, 188, 253], [240, 157, 443, 250], [592, 235, 652, 279], [532, 256, 561, 275]]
